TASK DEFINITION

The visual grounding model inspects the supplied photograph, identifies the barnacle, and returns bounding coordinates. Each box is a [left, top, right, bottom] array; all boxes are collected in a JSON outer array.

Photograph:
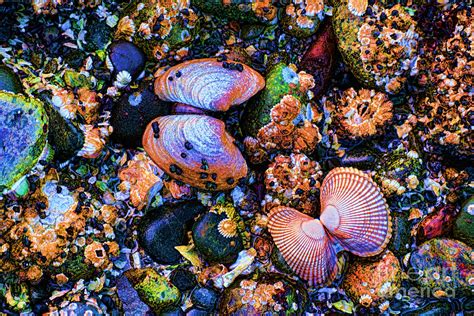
[[218, 218, 238, 238], [359, 5, 420, 93], [264, 153, 322, 213], [334, 88, 393, 138], [118, 152, 163, 210], [413, 7, 473, 157], [245, 91, 322, 163]]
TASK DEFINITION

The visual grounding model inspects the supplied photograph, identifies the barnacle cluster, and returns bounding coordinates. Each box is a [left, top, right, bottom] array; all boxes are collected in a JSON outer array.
[[415, 6, 473, 156], [264, 153, 323, 214], [118, 152, 163, 210], [332, 88, 393, 138], [116, 0, 199, 60], [285, 0, 324, 30], [0, 175, 119, 285], [244, 88, 322, 164], [236, 279, 286, 312], [357, 4, 420, 93]]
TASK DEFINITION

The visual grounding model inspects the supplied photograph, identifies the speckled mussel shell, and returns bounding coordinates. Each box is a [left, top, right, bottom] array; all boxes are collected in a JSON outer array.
[[143, 115, 247, 191], [154, 58, 265, 112]]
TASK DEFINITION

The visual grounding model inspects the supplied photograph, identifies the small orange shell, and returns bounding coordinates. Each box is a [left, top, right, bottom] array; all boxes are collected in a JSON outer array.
[[154, 58, 265, 112], [268, 206, 338, 286], [320, 167, 392, 257], [143, 115, 248, 191]]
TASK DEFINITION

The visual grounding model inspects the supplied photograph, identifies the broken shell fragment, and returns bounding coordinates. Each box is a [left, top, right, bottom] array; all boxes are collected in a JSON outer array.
[[143, 115, 248, 191], [154, 58, 265, 112]]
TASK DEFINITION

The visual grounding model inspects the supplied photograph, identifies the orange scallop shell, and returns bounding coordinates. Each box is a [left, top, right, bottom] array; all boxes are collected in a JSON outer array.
[[320, 167, 392, 257], [267, 167, 391, 286], [154, 58, 265, 112], [143, 115, 248, 191], [268, 206, 338, 286]]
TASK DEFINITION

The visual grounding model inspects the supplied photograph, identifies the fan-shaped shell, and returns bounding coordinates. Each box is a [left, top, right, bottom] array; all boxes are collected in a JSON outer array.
[[143, 115, 248, 191], [319, 167, 392, 257], [268, 206, 338, 286], [154, 58, 265, 112]]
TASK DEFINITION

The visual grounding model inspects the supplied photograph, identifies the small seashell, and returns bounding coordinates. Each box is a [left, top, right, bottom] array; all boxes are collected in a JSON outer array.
[[154, 58, 265, 112], [114, 70, 132, 88], [320, 167, 392, 257], [143, 115, 248, 191]]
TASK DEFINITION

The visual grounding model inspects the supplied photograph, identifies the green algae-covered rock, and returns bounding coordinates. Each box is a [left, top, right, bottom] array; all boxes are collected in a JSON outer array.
[[388, 212, 412, 257], [242, 62, 301, 137], [281, 13, 322, 39], [270, 245, 294, 275], [192, 210, 243, 264], [409, 239, 474, 295], [43, 100, 84, 161], [120, 1, 200, 60], [192, 0, 276, 24], [374, 147, 424, 196], [332, 2, 372, 86], [63, 70, 93, 89], [453, 196, 474, 247], [333, 2, 420, 94], [0, 92, 48, 191], [0, 65, 22, 93], [125, 268, 181, 314]]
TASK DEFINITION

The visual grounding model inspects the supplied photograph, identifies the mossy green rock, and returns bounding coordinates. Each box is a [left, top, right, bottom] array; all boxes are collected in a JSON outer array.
[[0, 92, 48, 190], [0, 65, 22, 93], [242, 62, 301, 137], [193, 211, 243, 264], [374, 147, 424, 189], [122, 1, 199, 60], [43, 99, 84, 161], [281, 14, 322, 39], [193, 0, 272, 24], [410, 239, 474, 295], [332, 1, 376, 88], [388, 212, 412, 257], [453, 196, 474, 247], [125, 268, 181, 314], [63, 70, 93, 89]]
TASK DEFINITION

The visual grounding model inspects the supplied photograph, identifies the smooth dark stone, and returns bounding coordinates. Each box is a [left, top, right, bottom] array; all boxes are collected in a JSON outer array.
[[109, 41, 146, 79], [190, 287, 218, 312], [42, 97, 85, 161], [192, 212, 243, 264], [0, 65, 22, 93], [110, 83, 171, 148], [138, 202, 206, 264], [170, 268, 197, 292]]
